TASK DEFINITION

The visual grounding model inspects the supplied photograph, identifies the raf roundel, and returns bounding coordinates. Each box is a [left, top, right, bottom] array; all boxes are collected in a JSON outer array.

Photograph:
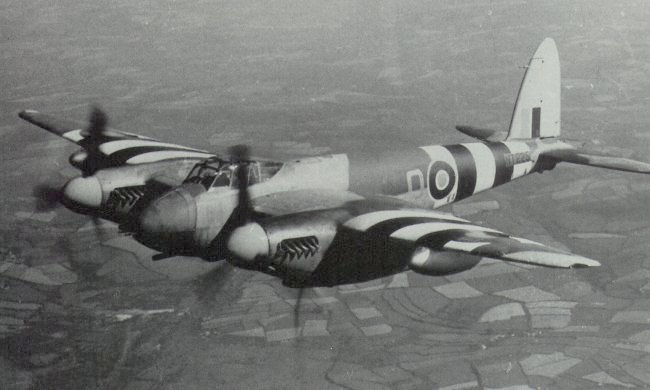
[[435, 170, 450, 190], [428, 161, 456, 200]]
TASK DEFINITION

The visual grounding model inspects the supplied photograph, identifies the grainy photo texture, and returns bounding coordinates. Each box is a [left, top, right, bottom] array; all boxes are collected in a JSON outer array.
[[1, 1, 649, 388]]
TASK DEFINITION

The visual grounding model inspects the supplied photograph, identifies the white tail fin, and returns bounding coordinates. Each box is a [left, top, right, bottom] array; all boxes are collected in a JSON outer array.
[[507, 38, 561, 140]]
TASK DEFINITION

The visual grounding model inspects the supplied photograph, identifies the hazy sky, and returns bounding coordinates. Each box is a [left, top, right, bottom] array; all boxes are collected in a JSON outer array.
[[2, 0, 648, 156]]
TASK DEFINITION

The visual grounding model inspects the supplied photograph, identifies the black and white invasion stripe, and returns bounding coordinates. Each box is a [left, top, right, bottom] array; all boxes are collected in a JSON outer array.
[[77, 136, 215, 167], [420, 141, 535, 205], [344, 209, 507, 255], [341, 209, 600, 268]]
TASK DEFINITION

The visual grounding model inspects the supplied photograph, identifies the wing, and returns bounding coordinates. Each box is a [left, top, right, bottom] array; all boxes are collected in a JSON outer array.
[[252, 189, 365, 216], [343, 207, 600, 268], [248, 188, 599, 268], [18, 109, 215, 167], [227, 193, 599, 287]]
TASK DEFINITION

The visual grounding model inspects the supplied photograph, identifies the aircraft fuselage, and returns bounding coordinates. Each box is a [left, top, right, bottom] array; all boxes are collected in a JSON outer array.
[[138, 137, 571, 263]]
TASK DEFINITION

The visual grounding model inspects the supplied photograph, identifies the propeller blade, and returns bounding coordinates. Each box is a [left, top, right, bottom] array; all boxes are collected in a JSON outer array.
[[79, 105, 110, 176], [83, 105, 108, 138], [193, 262, 236, 305], [293, 287, 305, 330], [32, 184, 64, 211], [229, 144, 253, 226], [90, 216, 109, 243]]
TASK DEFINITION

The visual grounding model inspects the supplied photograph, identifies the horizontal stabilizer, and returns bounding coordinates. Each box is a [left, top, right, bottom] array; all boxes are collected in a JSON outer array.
[[455, 125, 507, 142], [544, 149, 650, 174]]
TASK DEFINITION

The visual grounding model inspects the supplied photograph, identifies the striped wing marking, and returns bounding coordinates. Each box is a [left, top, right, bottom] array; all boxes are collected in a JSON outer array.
[[344, 210, 600, 268], [19, 109, 215, 166]]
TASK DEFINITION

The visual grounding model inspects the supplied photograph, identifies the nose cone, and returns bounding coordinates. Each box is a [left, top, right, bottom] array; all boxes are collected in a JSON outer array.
[[63, 176, 102, 208], [227, 223, 269, 266], [139, 188, 197, 236]]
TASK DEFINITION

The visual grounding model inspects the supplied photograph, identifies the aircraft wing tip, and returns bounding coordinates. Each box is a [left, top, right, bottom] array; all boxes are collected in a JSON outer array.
[[18, 109, 35, 116], [570, 260, 601, 268], [18, 109, 42, 121]]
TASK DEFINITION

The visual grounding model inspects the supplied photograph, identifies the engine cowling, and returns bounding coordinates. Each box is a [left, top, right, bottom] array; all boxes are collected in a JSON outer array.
[[227, 211, 344, 275], [63, 159, 200, 222], [408, 246, 481, 276]]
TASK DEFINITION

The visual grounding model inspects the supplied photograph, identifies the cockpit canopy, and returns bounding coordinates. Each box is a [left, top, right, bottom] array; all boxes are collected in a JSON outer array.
[[184, 157, 282, 190]]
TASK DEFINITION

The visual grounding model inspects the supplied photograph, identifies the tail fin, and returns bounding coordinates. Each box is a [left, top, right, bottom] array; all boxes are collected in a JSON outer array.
[[507, 38, 561, 140]]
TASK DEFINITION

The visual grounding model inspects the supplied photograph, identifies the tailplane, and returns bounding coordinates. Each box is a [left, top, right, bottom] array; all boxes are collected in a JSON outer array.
[[454, 38, 650, 175], [507, 38, 561, 140], [542, 148, 650, 174]]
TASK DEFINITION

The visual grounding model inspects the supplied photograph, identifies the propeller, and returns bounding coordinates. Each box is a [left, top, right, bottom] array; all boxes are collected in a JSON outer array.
[[220, 144, 268, 266], [225, 145, 310, 335], [32, 180, 110, 244], [31, 106, 111, 238], [80, 105, 109, 176], [192, 146, 251, 307]]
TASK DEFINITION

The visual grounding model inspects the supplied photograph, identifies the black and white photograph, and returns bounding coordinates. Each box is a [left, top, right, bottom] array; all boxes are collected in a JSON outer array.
[[1, 0, 649, 388]]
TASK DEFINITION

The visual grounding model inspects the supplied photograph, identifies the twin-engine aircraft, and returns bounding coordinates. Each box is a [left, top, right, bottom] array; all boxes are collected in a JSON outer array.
[[20, 38, 650, 287]]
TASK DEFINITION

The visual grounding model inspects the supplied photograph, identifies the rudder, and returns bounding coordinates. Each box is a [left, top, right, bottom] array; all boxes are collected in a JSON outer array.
[[507, 38, 561, 140]]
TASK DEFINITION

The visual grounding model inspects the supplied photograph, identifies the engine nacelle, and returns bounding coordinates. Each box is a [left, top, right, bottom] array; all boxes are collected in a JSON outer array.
[[63, 159, 200, 222], [228, 210, 346, 276], [408, 246, 481, 276]]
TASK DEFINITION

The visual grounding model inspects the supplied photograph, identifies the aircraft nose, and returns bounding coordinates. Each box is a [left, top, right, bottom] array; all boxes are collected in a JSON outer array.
[[139, 188, 197, 236], [63, 176, 102, 208]]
